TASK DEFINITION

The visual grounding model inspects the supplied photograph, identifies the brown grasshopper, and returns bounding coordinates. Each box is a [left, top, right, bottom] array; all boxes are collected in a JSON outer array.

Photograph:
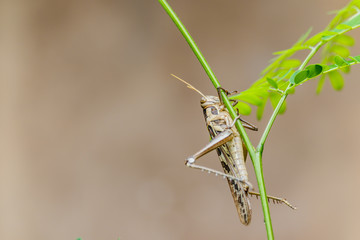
[[173, 74, 295, 225]]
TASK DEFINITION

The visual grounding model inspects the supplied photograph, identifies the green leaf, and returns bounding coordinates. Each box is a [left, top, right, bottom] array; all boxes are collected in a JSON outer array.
[[316, 75, 326, 94], [328, 71, 344, 90], [305, 64, 323, 78], [349, 55, 360, 63], [269, 92, 286, 114], [321, 31, 339, 41], [256, 98, 267, 120], [334, 56, 350, 66], [277, 81, 289, 91], [304, 32, 323, 46], [330, 45, 350, 57], [295, 27, 312, 44], [341, 65, 351, 73], [335, 23, 352, 30], [266, 77, 278, 89], [334, 34, 355, 46], [235, 102, 252, 115], [289, 69, 309, 84], [342, 12, 360, 28], [321, 64, 330, 72], [287, 85, 295, 94], [277, 68, 294, 81], [231, 93, 263, 106], [295, 70, 310, 84], [272, 46, 309, 56], [281, 59, 301, 68], [289, 70, 300, 84]]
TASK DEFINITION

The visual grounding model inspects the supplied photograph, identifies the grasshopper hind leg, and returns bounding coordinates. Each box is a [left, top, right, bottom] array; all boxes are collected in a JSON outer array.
[[185, 158, 253, 190], [185, 129, 253, 189], [248, 191, 297, 210]]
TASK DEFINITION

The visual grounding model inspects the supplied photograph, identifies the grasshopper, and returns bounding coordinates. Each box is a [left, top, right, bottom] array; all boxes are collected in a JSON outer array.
[[173, 74, 296, 225]]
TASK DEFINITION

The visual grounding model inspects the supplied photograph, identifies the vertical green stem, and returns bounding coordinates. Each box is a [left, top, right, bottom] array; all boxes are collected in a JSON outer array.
[[254, 152, 273, 239], [299, 42, 324, 70], [257, 92, 288, 154], [158, 0, 220, 88], [158, 0, 255, 159], [159, 0, 273, 238]]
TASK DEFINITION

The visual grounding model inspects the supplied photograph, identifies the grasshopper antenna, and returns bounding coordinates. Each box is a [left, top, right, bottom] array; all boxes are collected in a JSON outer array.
[[171, 74, 211, 101]]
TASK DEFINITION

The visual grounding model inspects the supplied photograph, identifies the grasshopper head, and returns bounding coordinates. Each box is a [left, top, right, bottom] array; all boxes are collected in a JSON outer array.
[[200, 96, 220, 108]]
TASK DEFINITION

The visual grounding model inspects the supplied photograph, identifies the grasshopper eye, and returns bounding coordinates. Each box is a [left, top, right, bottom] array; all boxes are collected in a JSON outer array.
[[210, 106, 218, 115]]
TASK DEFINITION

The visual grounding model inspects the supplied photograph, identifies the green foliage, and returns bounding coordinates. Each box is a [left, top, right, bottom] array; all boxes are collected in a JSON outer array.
[[236, 102, 252, 115], [230, 0, 360, 119], [288, 55, 360, 86], [289, 69, 309, 84], [328, 70, 345, 90]]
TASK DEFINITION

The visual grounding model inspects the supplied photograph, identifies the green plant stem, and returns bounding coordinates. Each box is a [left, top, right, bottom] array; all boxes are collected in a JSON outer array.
[[257, 93, 288, 154], [299, 42, 324, 70], [158, 0, 256, 158], [158, 0, 219, 88], [251, 42, 327, 237], [251, 41, 327, 238], [257, 42, 324, 153], [254, 151, 272, 238], [159, 0, 273, 238]]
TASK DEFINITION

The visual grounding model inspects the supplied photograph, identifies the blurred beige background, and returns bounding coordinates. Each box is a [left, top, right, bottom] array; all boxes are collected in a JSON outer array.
[[1, 0, 360, 239]]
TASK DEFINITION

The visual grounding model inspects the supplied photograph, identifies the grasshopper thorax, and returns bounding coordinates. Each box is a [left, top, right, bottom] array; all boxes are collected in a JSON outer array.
[[200, 96, 220, 108]]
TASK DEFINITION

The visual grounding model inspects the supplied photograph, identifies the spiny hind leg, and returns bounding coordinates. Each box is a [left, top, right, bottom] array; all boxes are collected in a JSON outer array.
[[185, 130, 252, 190], [248, 191, 297, 210], [185, 162, 253, 189]]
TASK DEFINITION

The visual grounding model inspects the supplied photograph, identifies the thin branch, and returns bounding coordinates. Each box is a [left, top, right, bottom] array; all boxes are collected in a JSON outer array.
[[159, 0, 274, 238], [257, 42, 324, 154]]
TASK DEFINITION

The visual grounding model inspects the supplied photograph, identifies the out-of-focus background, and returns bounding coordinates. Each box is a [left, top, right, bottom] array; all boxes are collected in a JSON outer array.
[[1, 0, 359, 239]]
